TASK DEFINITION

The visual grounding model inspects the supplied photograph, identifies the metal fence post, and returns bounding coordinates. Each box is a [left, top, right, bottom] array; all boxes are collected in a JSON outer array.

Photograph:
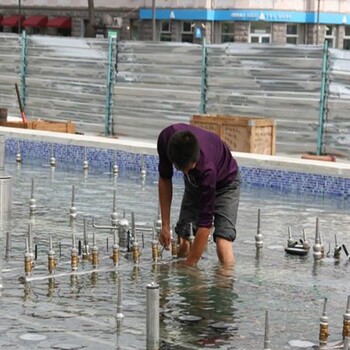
[[105, 36, 115, 136], [200, 38, 207, 114], [20, 30, 27, 108], [316, 40, 329, 156]]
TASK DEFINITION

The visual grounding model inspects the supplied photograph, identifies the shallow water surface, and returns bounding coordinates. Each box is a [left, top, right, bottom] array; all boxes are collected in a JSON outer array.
[[1, 159, 350, 349]]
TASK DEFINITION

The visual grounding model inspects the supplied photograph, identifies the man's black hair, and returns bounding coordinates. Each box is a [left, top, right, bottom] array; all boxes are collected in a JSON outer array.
[[167, 131, 200, 170]]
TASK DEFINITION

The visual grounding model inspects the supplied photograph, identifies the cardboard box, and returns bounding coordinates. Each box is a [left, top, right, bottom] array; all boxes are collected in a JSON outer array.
[[191, 114, 276, 155]]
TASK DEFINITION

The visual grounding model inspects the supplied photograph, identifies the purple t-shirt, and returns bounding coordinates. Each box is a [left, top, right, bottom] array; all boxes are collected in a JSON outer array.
[[157, 123, 238, 228]]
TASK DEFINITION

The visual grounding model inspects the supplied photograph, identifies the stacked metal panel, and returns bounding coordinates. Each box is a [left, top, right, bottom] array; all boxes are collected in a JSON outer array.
[[326, 49, 350, 158], [206, 43, 323, 154], [0, 34, 21, 118], [25, 36, 113, 134], [113, 41, 202, 140]]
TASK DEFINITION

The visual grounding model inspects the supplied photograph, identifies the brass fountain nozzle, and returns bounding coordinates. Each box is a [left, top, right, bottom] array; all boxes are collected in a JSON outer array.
[[110, 243, 120, 267], [71, 233, 79, 272]]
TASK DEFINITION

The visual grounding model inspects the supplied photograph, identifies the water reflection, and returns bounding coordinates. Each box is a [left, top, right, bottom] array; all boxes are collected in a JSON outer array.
[[159, 262, 238, 348]]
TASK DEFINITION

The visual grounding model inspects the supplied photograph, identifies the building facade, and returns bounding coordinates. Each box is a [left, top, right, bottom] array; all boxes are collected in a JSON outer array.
[[1, 1, 350, 48]]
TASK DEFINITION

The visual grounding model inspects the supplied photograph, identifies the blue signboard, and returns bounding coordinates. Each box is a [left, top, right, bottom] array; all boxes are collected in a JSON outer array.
[[195, 27, 202, 39], [140, 8, 349, 25]]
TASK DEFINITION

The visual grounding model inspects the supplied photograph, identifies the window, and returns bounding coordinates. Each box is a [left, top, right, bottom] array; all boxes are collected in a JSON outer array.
[[325, 25, 335, 48], [160, 20, 171, 41], [182, 21, 193, 43], [221, 22, 235, 43], [344, 25, 350, 50], [286, 24, 298, 44]]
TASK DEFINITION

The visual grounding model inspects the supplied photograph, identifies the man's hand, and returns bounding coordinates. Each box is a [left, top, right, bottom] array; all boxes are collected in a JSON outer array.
[[159, 226, 171, 250]]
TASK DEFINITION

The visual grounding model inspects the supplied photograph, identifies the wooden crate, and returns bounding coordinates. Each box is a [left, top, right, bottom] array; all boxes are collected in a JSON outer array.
[[0, 119, 76, 134], [191, 114, 276, 155]]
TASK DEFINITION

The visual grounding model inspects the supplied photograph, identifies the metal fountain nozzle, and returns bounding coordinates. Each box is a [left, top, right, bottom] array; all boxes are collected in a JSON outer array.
[[48, 236, 56, 274], [111, 189, 119, 227], [82, 218, 90, 261], [27, 224, 35, 267], [130, 212, 140, 264], [24, 237, 33, 276], [113, 151, 119, 175], [118, 211, 129, 248], [91, 231, 99, 269], [285, 226, 310, 256], [83, 147, 89, 170], [140, 155, 146, 177], [319, 297, 330, 346], [16, 141, 22, 163], [69, 184, 77, 220], [302, 228, 310, 250], [50, 145, 56, 167], [287, 226, 298, 247], [71, 233, 79, 272], [313, 218, 323, 260], [264, 310, 271, 350], [334, 234, 342, 260], [110, 229, 119, 267], [343, 296, 350, 339], [132, 240, 141, 264], [255, 209, 263, 249], [151, 224, 160, 262], [29, 178, 36, 214]]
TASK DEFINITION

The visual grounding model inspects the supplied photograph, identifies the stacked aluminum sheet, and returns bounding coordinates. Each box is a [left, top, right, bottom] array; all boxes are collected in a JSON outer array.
[[0, 34, 21, 118]]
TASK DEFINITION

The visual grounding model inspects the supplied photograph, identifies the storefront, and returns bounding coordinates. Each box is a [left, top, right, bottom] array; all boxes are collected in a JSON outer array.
[[139, 8, 350, 48], [1, 13, 71, 36]]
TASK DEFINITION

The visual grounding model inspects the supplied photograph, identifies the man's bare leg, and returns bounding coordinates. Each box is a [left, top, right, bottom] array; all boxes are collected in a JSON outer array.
[[216, 237, 235, 265], [177, 237, 190, 258]]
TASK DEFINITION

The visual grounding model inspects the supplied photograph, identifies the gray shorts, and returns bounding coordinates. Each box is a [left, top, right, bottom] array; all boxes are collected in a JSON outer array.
[[175, 171, 241, 242]]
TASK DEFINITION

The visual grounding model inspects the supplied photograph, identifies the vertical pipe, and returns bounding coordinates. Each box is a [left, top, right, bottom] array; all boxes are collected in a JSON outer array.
[[152, 0, 157, 41], [0, 135, 11, 221], [316, 40, 328, 156], [0, 135, 4, 176], [5, 231, 11, 259], [20, 30, 27, 108], [70, 184, 77, 220], [104, 36, 114, 136], [146, 282, 159, 350], [264, 310, 271, 350], [316, 0, 321, 45], [200, 38, 207, 114], [18, 0, 22, 34], [255, 209, 263, 249], [313, 217, 322, 260], [116, 277, 124, 319]]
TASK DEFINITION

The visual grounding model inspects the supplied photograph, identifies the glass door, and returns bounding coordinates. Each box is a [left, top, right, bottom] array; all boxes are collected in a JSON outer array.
[[250, 34, 271, 43], [250, 22, 271, 43]]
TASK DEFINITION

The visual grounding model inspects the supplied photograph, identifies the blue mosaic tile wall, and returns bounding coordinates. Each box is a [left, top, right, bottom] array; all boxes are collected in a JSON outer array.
[[242, 167, 350, 197], [5, 138, 350, 197]]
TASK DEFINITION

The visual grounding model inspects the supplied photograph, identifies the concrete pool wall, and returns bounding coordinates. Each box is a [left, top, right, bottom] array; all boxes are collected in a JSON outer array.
[[2, 126, 350, 197]]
